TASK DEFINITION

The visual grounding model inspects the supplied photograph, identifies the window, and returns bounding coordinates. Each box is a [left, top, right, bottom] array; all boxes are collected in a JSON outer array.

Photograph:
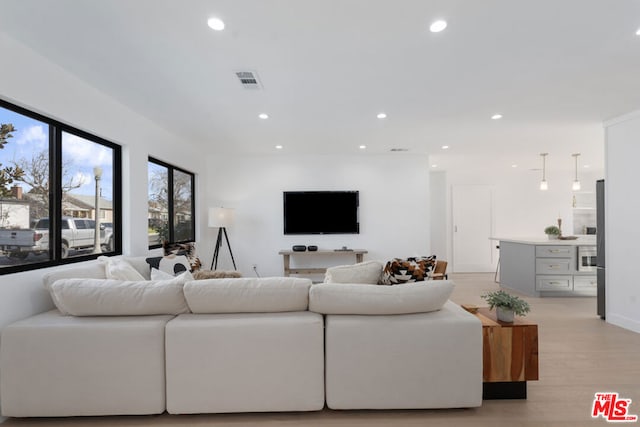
[[61, 130, 116, 259], [0, 99, 121, 274], [148, 158, 195, 248]]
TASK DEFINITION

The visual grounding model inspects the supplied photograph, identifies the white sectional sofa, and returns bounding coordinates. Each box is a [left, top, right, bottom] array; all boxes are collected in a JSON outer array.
[[0, 257, 482, 418]]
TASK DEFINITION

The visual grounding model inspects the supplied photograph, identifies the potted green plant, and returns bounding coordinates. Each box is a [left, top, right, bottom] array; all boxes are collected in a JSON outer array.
[[544, 225, 561, 240], [481, 290, 531, 323]]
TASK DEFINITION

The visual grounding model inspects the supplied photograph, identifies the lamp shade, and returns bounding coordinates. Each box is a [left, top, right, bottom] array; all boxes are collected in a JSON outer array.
[[208, 207, 235, 228]]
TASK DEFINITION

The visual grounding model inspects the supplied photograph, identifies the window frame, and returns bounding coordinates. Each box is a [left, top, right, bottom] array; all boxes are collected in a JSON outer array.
[[148, 157, 195, 249], [0, 98, 122, 275]]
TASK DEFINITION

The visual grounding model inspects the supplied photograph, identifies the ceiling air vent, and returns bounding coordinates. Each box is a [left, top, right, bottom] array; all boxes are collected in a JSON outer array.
[[235, 71, 263, 89], [390, 148, 410, 152]]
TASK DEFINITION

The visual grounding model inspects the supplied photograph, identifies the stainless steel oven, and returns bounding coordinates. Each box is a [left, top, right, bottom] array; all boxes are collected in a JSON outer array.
[[578, 246, 597, 272]]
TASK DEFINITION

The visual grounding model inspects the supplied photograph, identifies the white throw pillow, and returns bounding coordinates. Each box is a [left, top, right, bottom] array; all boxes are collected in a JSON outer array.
[[184, 277, 312, 313], [324, 260, 383, 284], [151, 267, 193, 282], [50, 276, 191, 316], [98, 256, 146, 281], [309, 280, 454, 315]]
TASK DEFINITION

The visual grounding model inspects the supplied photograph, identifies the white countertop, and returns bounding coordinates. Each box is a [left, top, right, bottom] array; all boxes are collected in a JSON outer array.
[[490, 236, 596, 246]]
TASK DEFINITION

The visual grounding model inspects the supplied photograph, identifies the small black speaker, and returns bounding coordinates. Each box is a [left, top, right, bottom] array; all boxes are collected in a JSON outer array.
[[292, 245, 307, 252], [307, 245, 318, 251]]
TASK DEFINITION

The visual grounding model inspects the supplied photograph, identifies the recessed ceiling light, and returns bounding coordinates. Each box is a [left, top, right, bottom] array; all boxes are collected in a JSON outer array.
[[636, 28, 640, 36], [511, 164, 518, 168], [275, 145, 283, 150], [430, 20, 447, 33], [584, 164, 591, 168], [258, 113, 269, 120], [207, 17, 225, 31], [377, 112, 387, 119], [441, 145, 449, 150], [431, 164, 438, 168], [491, 114, 503, 120], [359, 145, 367, 149]]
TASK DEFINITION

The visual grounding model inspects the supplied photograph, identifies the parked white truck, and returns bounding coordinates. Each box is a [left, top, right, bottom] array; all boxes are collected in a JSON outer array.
[[0, 217, 114, 259]]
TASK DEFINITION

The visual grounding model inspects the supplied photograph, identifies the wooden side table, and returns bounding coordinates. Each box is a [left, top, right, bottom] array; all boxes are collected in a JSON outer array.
[[471, 307, 539, 399], [278, 249, 367, 277]]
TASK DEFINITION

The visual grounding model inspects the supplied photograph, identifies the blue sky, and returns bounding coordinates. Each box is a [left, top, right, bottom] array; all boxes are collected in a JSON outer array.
[[1, 106, 114, 199]]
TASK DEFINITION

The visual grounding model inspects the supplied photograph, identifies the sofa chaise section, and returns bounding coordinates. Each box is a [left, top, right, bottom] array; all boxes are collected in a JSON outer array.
[[0, 310, 173, 417]]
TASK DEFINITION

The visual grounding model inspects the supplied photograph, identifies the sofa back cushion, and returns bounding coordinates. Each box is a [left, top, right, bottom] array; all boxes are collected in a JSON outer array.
[[42, 262, 107, 291], [324, 261, 383, 284], [309, 280, 454, 315], [184, 277, 312, 313], [49, 277, 190, 316]]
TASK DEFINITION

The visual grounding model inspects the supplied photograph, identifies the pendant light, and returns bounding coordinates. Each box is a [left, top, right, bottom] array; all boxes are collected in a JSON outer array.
[[572, 153, 581, 191], [539, 153, 548, 191]]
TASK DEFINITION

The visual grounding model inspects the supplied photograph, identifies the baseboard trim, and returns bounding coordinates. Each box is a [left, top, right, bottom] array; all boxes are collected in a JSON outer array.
[[607, 313, 640, 334]]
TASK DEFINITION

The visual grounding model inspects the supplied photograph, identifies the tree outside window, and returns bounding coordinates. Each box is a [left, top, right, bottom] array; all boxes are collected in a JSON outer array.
[[148, 158, 194, 248]]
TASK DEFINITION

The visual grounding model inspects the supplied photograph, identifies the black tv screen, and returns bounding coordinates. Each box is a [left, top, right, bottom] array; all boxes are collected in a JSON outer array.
[[283, 191, 359, 235]]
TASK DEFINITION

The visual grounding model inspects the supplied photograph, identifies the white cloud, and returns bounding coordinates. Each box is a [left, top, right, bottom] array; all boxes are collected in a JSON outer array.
[[73, 171, 91, 187], [14, 125, 47, 150], [62, 133, 112, 167], [72, 173, 95, 195]]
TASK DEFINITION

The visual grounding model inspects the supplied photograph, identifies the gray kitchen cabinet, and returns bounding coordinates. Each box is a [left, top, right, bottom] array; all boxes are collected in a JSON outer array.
[[496, 238, 596, 297]]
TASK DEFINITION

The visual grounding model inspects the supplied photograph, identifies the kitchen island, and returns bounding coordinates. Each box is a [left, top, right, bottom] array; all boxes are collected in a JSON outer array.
[[493, 237, 596, 297]]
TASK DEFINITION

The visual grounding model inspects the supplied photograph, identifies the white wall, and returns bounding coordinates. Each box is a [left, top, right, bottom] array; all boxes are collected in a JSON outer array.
[[604, 111, 640, 333], [429, 171, 447, 260], [205, 154, 431, 279], [0, 33, 207, 356]]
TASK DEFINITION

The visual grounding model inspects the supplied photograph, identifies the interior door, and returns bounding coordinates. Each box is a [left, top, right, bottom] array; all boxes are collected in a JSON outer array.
[[452, 185, 495, 272]]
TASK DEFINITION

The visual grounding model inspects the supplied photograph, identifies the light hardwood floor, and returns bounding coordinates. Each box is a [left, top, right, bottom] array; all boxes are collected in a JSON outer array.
[[4, 273, 640, 427]]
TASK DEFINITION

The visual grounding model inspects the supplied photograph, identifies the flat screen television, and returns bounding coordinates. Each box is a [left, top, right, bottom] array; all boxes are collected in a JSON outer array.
[[283, 191, 359, 235]]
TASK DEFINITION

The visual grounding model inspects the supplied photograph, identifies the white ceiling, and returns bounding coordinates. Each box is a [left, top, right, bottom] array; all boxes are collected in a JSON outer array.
[[2, 0, 640, 172]]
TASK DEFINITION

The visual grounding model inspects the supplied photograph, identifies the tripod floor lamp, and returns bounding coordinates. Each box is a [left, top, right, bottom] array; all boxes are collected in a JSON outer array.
[[209, 207, 237, 270]]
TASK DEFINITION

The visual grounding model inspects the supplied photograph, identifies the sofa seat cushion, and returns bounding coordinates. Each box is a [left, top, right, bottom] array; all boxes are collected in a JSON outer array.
[[184, 277, 312, 313], [324, 261, 383, 284], [309, 280, 454, 315], [49, 277, 190, 316], [0, 310, 173, 417]]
